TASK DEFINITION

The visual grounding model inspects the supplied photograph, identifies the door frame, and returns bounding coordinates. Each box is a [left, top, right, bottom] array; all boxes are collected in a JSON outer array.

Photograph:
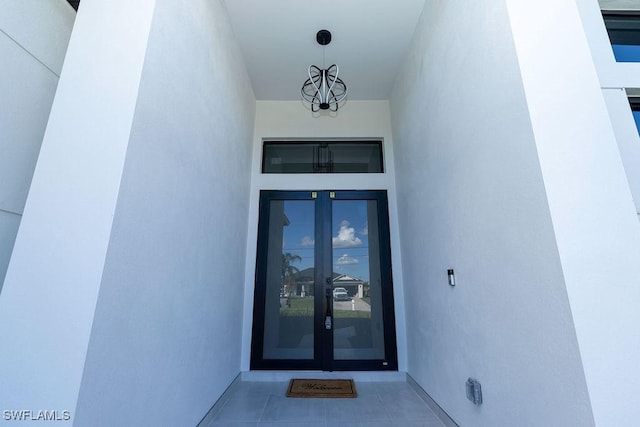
[[250, 190, 398, 371]]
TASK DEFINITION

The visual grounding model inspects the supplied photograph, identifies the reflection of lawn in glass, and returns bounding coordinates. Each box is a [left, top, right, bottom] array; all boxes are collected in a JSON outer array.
[[280, 297, 370, 318]]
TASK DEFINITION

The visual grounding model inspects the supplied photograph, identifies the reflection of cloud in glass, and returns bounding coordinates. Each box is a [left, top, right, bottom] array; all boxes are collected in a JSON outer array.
[[301, 236, 315, 246], [361, 220, 368, 236], [333, 220, 362, 248], [337, 254, 359, 265]]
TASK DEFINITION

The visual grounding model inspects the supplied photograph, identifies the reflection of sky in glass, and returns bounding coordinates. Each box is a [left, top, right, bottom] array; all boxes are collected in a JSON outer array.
[[282, 201, 315, 271], [332, 201, 370, 282], [633, 111, 640, 135], [280, 200, 371, 282], [612, 44, 640, 62]]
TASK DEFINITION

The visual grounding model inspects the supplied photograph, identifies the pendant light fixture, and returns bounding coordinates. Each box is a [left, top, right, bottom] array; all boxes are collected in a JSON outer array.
[[301, 30, 347, 112]]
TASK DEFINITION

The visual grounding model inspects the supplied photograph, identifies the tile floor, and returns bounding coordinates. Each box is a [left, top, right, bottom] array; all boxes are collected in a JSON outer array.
[[199, 380, 447, 427]]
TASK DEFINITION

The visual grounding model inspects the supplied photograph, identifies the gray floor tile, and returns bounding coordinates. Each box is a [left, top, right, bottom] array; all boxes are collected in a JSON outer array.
[[207, 422, 259, 427], [229, 381, 288, 397], [375, 381, 419, 395], [260, 395, 326, 422], [259, 422, 325, 427], [203, 380, 447, 427], [349, 382, 379, 397], [324, 394, 390, 422], [381, 392, 441, 421], [215, 395, 270, 422], [326, 423, 403, 427], [326, 422, 444, 427]]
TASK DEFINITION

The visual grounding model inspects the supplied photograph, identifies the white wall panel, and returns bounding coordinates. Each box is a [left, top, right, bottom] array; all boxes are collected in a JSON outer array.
[[390, 0, 594, 425], [0, 0, 156, 420], [508, 0, 640, 424], [577, 0, 640, 88], [0, 211, 20, 293], [74, 0, 255, 424], [0, 36, 59, 214], [603, 88, 640, 212], [0, 0, 74, 74], [0, 0, 73, 288]]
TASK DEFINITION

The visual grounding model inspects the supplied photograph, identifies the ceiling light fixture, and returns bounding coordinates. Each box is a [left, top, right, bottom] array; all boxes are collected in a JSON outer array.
[[301, 30, 347, 112]]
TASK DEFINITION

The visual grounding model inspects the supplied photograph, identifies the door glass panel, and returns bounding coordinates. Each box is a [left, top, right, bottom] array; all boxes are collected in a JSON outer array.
[[331, 200, 385, 360], [262, 200, 315, 359]]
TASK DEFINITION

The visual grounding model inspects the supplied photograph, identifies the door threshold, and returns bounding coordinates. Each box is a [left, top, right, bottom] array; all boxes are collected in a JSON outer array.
[[240, 370, 406, 382]]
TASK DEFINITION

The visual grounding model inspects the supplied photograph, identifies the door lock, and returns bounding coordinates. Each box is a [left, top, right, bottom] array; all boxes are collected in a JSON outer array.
[[324, 315, 332, 330]]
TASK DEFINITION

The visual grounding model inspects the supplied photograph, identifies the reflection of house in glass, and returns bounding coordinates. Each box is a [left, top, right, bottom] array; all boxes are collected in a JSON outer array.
[[333, 274, 368, 298], [291, 268, 368, 298]]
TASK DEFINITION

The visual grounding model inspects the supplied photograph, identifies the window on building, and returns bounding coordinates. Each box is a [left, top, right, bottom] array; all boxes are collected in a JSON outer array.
[[602, 11, 640, 62], [262, 141, 384, 173], [629, 97, 640, 134]]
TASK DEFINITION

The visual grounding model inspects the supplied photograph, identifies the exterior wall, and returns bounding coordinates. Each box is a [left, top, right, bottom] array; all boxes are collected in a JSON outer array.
[[577, 0, 640, 214], [241, 100, 407, 373], [390, 1, 594, 425], [73, 0, 255, 425], [0, 0, 74, 290], [579, 0, 640, 88], [602, 88, 640, 212], [508, 1, 640, 424], [0, 0, 158, 422]]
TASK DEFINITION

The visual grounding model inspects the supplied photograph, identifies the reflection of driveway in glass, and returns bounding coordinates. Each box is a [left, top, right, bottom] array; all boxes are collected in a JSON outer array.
[[333, 297, 371, 312]]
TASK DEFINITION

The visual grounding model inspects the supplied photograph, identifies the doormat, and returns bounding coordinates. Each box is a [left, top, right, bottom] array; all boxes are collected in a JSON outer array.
[[286, 379, 357, 398]]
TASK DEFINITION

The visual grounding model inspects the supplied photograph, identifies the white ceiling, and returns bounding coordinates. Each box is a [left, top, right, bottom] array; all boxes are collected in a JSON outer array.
[[223, 0, 427, 101]]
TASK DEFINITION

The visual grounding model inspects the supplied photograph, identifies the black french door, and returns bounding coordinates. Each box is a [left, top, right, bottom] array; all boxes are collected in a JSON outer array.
[[250, 190, 397, 371]]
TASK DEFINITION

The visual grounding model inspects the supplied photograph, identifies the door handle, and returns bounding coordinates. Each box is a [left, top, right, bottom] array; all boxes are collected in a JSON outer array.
[[324, 292, 332, 330]]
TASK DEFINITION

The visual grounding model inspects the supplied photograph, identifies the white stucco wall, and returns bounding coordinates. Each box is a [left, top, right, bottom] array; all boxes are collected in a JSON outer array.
[[390, 1, 594, 425], [507, 1, 640, 424], [0, 0, 157, 422], [602, 88, 640, 211], [73, 0, 255, 425], [241, 101, 407, 372], [578, 0, 640, 88], [577, 0, 640, 215], [0, 0, 74, 290]]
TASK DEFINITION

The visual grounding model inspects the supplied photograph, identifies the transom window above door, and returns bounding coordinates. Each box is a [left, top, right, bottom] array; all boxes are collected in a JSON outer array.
[[262, 141, 384, 173]]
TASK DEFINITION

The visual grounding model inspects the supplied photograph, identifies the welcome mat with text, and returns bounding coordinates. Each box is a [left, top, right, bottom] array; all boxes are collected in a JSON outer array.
[[286, 379, 357, 398]]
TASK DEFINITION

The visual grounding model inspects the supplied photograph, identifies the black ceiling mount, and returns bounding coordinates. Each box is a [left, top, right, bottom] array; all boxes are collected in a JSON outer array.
[[316, 30, 332, 46]]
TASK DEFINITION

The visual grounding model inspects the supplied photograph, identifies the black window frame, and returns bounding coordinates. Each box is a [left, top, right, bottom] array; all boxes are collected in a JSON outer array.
[[602, 11, 640, 46], [261, 140, 385, 174]]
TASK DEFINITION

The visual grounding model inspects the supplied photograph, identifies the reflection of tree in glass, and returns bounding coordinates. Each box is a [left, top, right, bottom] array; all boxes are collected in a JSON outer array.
[[281, 252, 302, 297]]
